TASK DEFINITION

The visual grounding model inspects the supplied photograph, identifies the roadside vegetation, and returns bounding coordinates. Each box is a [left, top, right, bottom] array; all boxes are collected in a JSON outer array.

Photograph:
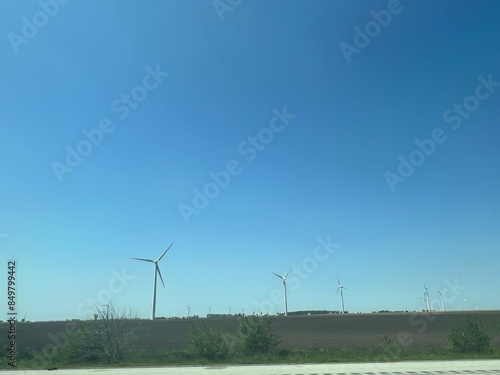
[[448, 317, 492, 353], [54, 305, 144, 365], [3, 313, 500, 369], [189, 324, 230, 361]]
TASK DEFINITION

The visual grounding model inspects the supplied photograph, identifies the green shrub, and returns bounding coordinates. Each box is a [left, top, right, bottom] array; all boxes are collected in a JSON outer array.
[[189, 325, 230, 361], [17, 346, 34, 361], [54, 305, 143, 365], [55, 323, 102, 364], [238, 315, 282, 355], [448, 317, 491, 353]]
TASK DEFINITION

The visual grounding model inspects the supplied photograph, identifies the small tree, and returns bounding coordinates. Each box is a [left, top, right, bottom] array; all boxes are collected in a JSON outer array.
[[59, 304, 142, 364], [189, 324, 230, 361], [238, 315, 281, 355], [448, 317, 491, 353]]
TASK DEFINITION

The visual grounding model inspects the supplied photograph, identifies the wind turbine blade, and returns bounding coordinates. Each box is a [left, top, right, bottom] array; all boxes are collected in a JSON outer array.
[[156, 264, 165, 287], [336, 286, 340, 295], [284, 269, 291, 278], [130, 257, 154, 263], [157, 242, 174, 262], [272, 272, 283, 279], [337, 277, 340, 285]]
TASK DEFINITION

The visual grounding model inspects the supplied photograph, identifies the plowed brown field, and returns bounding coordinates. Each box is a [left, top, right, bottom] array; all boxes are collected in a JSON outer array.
[[3, 310, 499, 352]]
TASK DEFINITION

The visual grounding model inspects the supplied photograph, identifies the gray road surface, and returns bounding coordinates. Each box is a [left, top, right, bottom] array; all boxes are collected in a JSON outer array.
[[2, 360, 500, 374]]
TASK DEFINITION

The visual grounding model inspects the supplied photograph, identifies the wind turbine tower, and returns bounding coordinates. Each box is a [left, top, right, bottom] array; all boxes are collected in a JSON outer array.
[[272, 269, 291, 316], [336, 277, 347, 313], [438, 290, 446, 311], [423, 286, 431, 311], [131, 242, 174, 320]]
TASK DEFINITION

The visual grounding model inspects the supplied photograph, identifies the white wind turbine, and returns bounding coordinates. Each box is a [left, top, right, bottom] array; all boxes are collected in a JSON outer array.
[[131, 242, 174, 320], [336, 277, 346, 313], [438, 290, 446, 311], [272, 269, 291, 316], [423, 285, 431, 311]]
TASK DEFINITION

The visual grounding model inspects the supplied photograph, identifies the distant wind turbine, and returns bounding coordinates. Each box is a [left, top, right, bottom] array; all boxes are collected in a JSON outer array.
[[185, 304, 191, 318], [438, 290, 446, 311], [423, 286, 431, 311], [103, 303, 111, 319], [131, 242, 174, 320], [336, 277, 346, 313], [272, 269, 291, 316]]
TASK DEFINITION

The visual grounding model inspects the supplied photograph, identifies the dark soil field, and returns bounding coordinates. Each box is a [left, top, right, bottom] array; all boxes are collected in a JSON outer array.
[[3, 310, 500, 353]]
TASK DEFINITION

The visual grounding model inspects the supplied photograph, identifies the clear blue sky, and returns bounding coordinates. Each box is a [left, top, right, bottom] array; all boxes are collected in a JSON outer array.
[[1, 0, 499, 321]]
